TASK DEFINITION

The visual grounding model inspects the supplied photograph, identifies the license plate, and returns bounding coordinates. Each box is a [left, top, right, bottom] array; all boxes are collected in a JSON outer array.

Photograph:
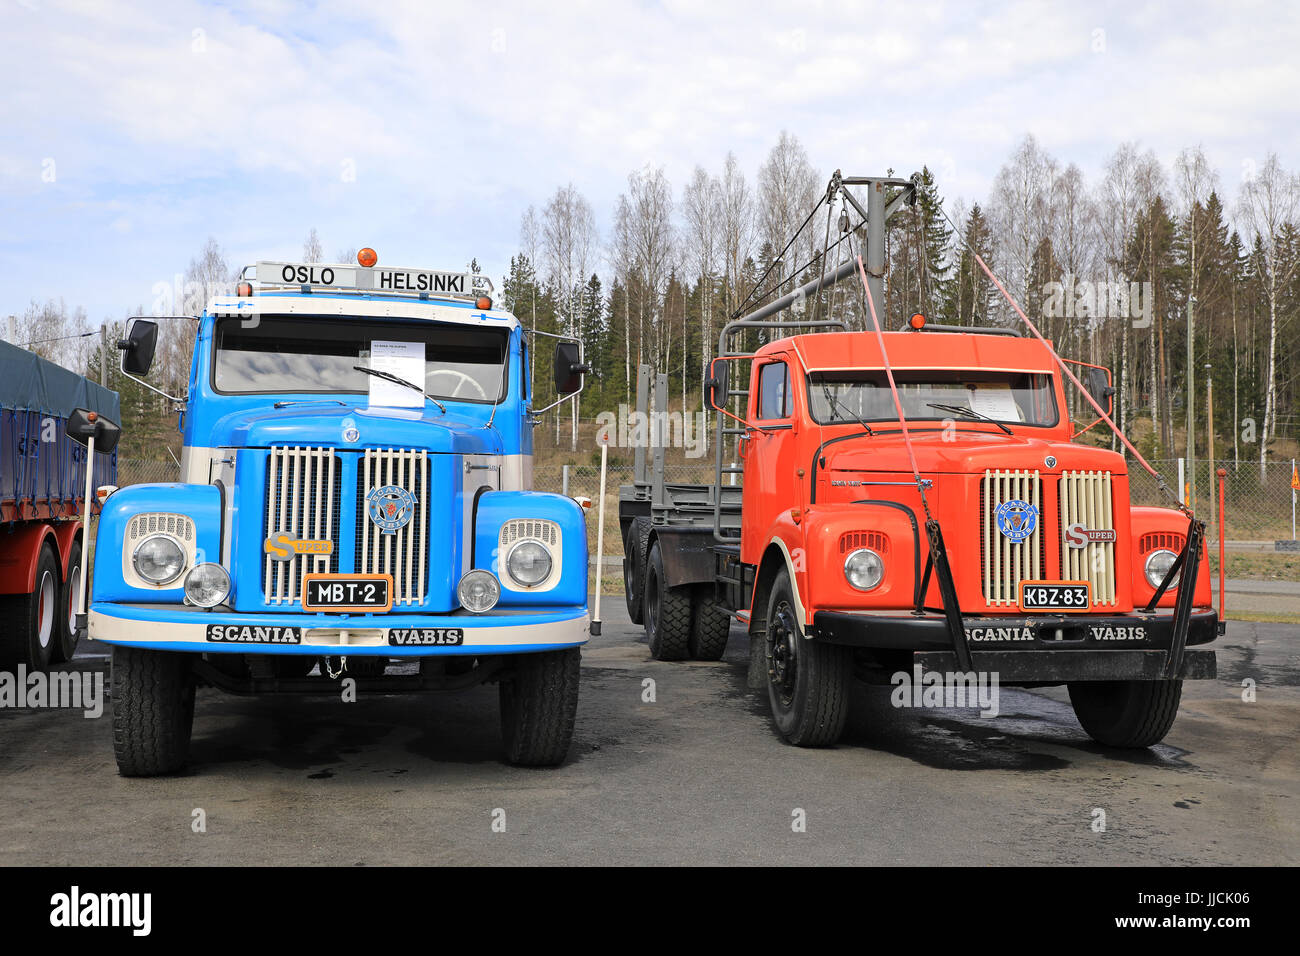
[[302, 574, 392, 612], [1019, 580, 1091, 612]]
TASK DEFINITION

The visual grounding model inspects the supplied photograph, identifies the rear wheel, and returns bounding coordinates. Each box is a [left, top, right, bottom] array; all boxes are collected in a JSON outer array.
[[689, 591, 732, 661], [499, 648, 580, 766], [644, 541, 691, 661], [0, 544, 59, 671], [52, 539, 83, 664], [1068, 679, 1183, 748], [623, 519, 650, 625], [765, 569, 850, 746], [111, 645, 196, 777]]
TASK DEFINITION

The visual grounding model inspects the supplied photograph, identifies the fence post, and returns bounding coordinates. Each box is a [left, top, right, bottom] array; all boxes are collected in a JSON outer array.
[[1177, 457, 1186, 505], [562, 464, 569, 498]]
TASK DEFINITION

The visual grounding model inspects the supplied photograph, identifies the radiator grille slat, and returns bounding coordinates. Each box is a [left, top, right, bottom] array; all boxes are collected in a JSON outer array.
[[981, 469, 1043, 606], [1060, 470, 1117, 606], [355, 448, 428, 606], [263, 446, 341, 605]]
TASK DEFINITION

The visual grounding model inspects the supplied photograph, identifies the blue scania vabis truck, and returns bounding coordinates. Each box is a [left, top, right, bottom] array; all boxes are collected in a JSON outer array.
[[82, 251, 591, 775]]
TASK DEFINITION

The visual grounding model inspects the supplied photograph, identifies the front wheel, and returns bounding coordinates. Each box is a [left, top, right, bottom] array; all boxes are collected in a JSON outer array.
[[765, 569, 850, 746], [1067, 679, 1183, 748], [499, 648, 580, 766], [112, 645, 196, 776]]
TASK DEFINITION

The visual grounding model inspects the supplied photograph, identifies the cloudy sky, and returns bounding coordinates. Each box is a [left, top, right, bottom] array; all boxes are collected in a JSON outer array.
[[2, 0, 1298, 324]]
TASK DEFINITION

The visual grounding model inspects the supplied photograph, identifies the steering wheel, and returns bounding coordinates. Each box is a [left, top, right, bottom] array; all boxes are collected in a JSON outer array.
[[426, 369, 488, 401]]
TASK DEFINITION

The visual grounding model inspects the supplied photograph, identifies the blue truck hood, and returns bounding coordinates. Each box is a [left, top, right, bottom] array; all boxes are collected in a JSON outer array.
[[210, 402, 501, 454]]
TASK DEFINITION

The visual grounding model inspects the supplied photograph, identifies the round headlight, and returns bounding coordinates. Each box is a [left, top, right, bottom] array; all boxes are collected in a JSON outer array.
[[844, 548, 884, 591], [1144, 549, 1180, 589], [458, 569, 500, 612], [184, 563, 231, 608], [506, 540, 553, 588], [133, 534, 185, 585]]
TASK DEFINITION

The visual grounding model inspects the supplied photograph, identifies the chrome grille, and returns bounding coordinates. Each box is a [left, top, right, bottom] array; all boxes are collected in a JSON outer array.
[[1060, 470, 1117, 606], [356, 448, 429, 606], [981, 469, 1043, 606], [263, 446, 340, 605]]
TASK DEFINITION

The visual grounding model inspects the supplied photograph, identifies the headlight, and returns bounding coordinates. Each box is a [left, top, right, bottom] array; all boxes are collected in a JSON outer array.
[[133, 534, 185, 585], [1144, 549, 1180, 589], [184, 563, 230, 607], [458, 569, 500, 612], [506, 540, 553, 588], [844, 548, 884, 591]]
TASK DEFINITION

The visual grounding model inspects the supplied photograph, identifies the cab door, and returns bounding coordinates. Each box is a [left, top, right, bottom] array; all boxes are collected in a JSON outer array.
[[741, 354, 802, 567]]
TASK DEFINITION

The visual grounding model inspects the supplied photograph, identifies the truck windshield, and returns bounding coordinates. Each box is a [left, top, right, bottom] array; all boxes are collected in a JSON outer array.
[[212, 315, 508, 403], [806, 369, 1058, 427]]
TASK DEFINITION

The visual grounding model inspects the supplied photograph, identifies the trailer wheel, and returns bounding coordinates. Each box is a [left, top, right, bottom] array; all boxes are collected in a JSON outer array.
[[52, 539, 83, 664], [689, 592, 732, 661], [644, 541, 691, 660], [111, 645, 196, 777], [764, 569, 850, 746], [623, 519, 650, 625], [0, 543, 59, 671], [499, 647, 580, 766], [1067, 679, 1183, 748]]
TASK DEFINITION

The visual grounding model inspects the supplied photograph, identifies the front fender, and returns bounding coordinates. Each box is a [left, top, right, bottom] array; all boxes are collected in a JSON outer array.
[[1130, 507, 1212, 609], [802, 504, 923, 614], [473, 490, 587, 607], [93, 483, 222, 604]]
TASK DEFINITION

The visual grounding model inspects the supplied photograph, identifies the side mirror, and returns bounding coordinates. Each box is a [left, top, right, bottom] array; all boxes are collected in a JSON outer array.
[[706, 361, 728, 410], [553, 340, 588, 396], [119, 318, 158, 376], [65, 408, 121, 454], [1083, 366, 1115, 416]]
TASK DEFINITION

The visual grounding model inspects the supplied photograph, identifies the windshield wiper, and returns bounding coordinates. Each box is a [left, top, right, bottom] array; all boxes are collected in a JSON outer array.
[[925, 402, 1013, 435], [274, 400, 348, 409], [822, 383, 873, 436], [352, 366, 447, 414]]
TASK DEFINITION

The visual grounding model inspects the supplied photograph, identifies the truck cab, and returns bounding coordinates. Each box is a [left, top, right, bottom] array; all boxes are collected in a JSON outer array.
[[622, 319, 1218, 751], [90, 253, 590, 775]]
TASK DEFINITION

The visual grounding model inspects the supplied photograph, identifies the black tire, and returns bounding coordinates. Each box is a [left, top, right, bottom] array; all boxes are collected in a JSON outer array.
[[1068, 679, 1183, 748], [689, 592, 732, 661], [499, 648, 580, 766], [644, 541, 691, 661], [764, 569, 850, 746], [111, 645, 196, 777], [623, 519, 651, 625], [0, 544, 60, 671], [52, 539, 83, 664]]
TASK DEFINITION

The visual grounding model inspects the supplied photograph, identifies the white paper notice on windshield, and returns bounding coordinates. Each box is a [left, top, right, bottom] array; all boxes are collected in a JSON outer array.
[[367, 340, 426, 407], [967, 385, 1022, 422]]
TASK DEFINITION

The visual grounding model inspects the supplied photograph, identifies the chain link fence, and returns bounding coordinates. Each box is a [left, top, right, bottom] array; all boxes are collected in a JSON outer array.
[[115, 458, 180, 487]]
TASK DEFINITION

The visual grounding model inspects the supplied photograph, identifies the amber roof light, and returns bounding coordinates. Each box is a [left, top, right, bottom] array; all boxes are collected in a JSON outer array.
[[909, 312, 926, 330], [357, 248, 378, 267]]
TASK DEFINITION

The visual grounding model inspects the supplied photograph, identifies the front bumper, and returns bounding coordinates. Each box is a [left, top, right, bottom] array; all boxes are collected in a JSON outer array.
[[89, 602, 589, 656], [812, 608, 1219, 681]]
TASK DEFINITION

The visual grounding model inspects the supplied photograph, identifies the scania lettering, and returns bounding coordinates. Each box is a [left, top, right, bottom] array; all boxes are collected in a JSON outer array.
[[85, 250, 591, 775]]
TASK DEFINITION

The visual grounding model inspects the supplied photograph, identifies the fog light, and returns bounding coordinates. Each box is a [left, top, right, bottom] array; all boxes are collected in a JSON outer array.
[[1144, 549, 1180, 589], [458, 569, 500, 612], [133, 534, 185, 585], [184, 563, 230, 607], [844, 548, 884, 591]]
